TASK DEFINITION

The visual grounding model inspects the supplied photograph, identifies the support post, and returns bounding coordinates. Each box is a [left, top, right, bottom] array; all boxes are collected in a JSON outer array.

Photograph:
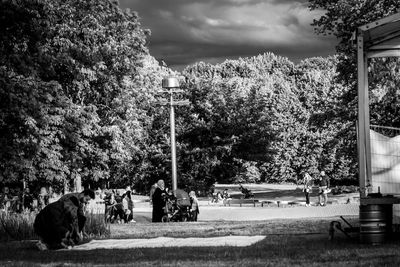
[[357, 32, 367, 198], [364, 55, 372, 190]]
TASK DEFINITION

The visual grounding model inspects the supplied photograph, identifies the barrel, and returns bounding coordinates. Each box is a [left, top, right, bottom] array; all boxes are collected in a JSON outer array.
[[359, 204, 393, 244]]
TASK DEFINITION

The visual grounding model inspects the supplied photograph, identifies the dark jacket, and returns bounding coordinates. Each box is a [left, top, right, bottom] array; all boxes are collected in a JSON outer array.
[[152, 187, 167, 222], [34, 193, 85, 248]]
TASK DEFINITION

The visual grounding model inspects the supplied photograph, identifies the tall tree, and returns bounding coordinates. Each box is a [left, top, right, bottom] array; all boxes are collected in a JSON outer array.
[[309, 0, 400, 182], [0, 0, 160, 190]]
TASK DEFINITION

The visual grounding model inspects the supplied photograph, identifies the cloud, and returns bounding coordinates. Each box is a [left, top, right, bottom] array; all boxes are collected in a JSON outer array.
[[119, 0, 337, 70]]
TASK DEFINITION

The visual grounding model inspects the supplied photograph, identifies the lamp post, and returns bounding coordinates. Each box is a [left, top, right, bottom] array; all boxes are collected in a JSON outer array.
[[161, 77, 189, 191]]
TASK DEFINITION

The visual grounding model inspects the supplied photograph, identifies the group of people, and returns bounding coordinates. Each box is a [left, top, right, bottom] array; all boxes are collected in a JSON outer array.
[[303, 171, 330, 206], [211, 188, 231, 203], [150, 179, 200, 222], [0, 186, 61, 213], [2, 172, 333, 251], [103, 188, 136, 223]]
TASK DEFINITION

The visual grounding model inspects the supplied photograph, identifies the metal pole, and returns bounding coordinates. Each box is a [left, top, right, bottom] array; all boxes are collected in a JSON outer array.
[[170, 91, 177, 191], [162, 77, 188, 192], [357, 32, 367, 198]]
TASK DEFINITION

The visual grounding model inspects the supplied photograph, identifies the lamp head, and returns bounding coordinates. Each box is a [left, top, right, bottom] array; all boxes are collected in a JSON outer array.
[[162, 77, 179, 88]]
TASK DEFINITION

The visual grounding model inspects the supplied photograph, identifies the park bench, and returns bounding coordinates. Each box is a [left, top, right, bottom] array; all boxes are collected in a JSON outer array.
[[224, 198, 259, 207], [260, 200, 306, 207]]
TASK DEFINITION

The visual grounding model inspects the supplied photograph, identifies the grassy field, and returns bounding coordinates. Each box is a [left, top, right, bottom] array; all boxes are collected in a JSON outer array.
[[1, 217, 400, 266]]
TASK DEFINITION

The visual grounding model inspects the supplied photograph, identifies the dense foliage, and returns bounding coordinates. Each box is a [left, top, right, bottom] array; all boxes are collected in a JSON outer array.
[[309, 0, 400, 183], [0, 0, 174, 192], [179, 54, 350, 187], [5, 0, 400, 194]]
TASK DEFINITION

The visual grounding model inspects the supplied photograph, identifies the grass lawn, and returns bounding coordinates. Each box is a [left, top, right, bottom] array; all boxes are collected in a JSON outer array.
[[1, 217, 400, 266]]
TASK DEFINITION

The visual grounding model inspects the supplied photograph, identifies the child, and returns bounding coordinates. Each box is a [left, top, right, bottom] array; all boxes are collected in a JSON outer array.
[[122, 191, 135, 223]]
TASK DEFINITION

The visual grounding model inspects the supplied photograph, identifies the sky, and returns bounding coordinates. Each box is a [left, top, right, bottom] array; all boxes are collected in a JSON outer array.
[[119, 0, 338, 71]]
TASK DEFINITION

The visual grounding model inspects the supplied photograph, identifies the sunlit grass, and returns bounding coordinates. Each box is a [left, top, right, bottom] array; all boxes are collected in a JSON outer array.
[[2, 216, 400, 266]]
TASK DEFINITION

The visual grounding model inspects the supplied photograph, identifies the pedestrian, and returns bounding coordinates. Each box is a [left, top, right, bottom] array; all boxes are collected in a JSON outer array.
[[303, 173, 313, 207], [122, 191, 135, 223], [189, 191, 200, 221], [23, 187, 34, 211], [317, 171, 330, 206], [0, 186, 11, 212], [216, 191, 223, 202], [222, 189, 230, 200], [152, 179, 167, 222], [34, 189, 95, 250]]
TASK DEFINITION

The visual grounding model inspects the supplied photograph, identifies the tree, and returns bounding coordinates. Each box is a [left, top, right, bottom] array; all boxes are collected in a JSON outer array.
[[181, 53, 308, 185], [308, 0, 400, 182], [0, 0, 160, 190]]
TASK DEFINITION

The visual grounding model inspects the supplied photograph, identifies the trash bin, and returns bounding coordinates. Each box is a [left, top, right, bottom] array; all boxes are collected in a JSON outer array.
[[359, 204, 393, 244]]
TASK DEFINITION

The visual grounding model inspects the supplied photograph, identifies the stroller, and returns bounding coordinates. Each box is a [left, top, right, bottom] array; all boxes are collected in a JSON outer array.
[[161, 189, 191, 222]]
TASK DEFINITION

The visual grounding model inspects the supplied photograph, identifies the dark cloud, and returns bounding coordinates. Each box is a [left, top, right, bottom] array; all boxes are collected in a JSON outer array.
[[119, 0, 337, 70]]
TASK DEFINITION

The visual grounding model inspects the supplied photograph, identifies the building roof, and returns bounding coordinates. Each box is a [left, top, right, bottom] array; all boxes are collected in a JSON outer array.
[[358, 12, 400, 58]]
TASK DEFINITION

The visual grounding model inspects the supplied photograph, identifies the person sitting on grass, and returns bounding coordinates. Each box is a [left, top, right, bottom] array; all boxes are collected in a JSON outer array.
[[34, 189, 95, 250]]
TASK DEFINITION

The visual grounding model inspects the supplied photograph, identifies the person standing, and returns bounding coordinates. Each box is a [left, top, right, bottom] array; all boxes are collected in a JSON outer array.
[[222, 189, 230, 200], [122, 191, 135, 223], [34, 189, 95, 250], [0, 186, 10, 212], [189, 191, 200, 221], [23, 187, 34, 211], [303, 173, 313, 207], [318, 171, 330, 206], [152, 180, 167, 222]]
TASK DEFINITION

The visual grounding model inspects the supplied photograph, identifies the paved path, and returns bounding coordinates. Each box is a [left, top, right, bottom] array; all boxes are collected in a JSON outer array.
[[198, 204, 358, 221], [132, 203, 359, 222]]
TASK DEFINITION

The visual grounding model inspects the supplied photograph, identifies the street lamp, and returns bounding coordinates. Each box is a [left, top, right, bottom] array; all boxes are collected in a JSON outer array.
[[161, 77, 189, 191]]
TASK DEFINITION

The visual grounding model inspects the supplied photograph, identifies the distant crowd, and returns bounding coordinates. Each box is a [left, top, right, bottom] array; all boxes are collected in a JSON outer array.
[[0, 185, 136, 218], [0, 186, 62, 213]]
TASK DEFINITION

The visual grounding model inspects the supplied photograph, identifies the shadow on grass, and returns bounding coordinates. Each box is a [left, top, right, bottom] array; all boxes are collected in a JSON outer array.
[[2, 218, 400, 266], [1, 234, 400, 267]]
